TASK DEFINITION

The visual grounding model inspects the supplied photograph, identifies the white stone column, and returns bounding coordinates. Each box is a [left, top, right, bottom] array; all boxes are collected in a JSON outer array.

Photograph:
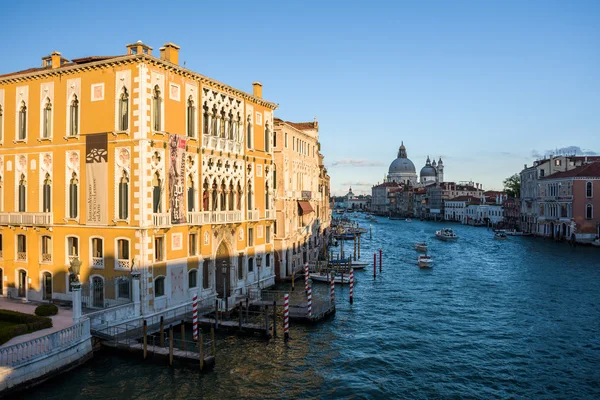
[[71, 281, 82, 323], [132, 271, 141, 316]]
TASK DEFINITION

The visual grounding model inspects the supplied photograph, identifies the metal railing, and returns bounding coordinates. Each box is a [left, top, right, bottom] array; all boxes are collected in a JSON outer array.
[[82, 275, 132, 312], [264, 209, 276, 220], [187, 210, 243, 225], [0, 319, 90, 367], [0, 212, 53, 226]]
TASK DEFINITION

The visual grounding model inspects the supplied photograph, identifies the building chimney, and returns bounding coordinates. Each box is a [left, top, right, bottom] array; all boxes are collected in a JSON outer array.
[[160, 42, 180, 65], [252, 82, 263, 98], [42, 51, 64, 69]]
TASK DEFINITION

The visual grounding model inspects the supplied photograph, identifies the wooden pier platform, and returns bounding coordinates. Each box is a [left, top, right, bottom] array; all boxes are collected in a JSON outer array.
[[197, 317, 271, 338], [103, 341, 216, 371]]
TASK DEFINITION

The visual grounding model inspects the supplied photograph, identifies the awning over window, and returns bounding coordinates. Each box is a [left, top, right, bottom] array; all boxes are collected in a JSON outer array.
[[298, 201, 314, 215]]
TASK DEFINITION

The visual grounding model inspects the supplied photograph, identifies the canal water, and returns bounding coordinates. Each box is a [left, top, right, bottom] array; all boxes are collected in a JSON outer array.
[[25, 217, 600, 399]]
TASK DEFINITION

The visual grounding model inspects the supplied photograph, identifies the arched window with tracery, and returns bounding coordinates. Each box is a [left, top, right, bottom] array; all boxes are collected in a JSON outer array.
[[264, 122, 270, 152], [228, 182, 234, 211], [203, 103, 209, 135], [203, 179, 209, 211], [152, 171, 162, 213], [246, 116, 252, 149], [220, 181, 226, 210], [247, 181, 253, 210], [228, 111, 234, 140], [211, 106, 218, 136]]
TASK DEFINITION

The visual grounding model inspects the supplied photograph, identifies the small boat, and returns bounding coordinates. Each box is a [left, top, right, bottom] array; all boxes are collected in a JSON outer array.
[[309, 272, 353, 284], [494, 232, 508, 240], [417, 255, 433, 268], [435, 228, 458, 241], [406, 218, 412, 223], [592, 238, 600, 248], [414, 242, 428, 252]]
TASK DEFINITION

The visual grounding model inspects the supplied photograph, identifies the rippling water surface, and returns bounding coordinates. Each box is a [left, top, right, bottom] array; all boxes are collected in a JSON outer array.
[[26, 217, 600, 399]]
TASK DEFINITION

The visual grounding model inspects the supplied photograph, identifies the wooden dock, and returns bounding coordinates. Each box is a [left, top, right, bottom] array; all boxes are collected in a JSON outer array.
[[103, 340, 215, 371]]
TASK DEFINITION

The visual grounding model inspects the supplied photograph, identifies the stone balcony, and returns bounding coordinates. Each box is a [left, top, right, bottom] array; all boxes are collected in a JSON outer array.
[[151, 212, 171, 228], [0, 212, 52, 226], [187, 210, 243, 225], [264, 209, 276, 220], [248, 210, 260, 221]]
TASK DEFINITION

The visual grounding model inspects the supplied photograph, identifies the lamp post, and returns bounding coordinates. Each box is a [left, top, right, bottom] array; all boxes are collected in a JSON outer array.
[[256, 254, 262, 290], [69, 256, 82, 323], [221, 260, 228, 313]]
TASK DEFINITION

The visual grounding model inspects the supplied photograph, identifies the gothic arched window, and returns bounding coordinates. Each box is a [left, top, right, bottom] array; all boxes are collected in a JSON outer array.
[[43, 99, 52, 139], [264, 123, 270, 152], [43, 173, 52, 212], [187, 96, 195, 138], [69, 95, 79, 137], [69, 172, 79, 218], [18, 101, 27, 140], [187, 174, 195, 212], [119, 88, 129, 131], [18, 174, 26, 212], [118, 171, 129, 219], [152, 86, 162, 132], [152, 172, 162, 213]]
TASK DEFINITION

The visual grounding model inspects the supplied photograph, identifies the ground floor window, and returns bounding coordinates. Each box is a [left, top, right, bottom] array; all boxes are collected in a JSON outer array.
[[155, 276, 165, 297]]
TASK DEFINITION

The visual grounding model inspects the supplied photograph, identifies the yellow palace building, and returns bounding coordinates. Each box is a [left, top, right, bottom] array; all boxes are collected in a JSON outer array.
[[0, 41, 278, 313]]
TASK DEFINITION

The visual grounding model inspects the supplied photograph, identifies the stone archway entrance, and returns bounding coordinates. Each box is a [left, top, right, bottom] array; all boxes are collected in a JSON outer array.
[[550, 222, 555, 238], [215, 241, 231, 298]]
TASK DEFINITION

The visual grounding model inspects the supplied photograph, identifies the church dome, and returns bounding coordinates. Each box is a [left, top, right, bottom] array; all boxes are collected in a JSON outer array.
[[389, 157, 416, 174], [388, 142, 416, 174], [420, 156, 437, 178]]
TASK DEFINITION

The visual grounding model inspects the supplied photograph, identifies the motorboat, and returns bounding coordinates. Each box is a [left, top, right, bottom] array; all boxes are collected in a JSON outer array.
[[417, 255, 433, 268], [435, 228, 458, 241], [494, 232, 508, 240], [406, 218, 412, 223], [504, 230, 532, 236], [592, 238, 600, 248], [414, 242, 428, 252], [309, 272, 353, 284], [328, 259, 368, 270]]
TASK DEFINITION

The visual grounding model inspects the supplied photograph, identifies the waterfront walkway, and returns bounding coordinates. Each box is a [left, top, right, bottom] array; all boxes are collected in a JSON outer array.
[[0, 298, 74, 348]]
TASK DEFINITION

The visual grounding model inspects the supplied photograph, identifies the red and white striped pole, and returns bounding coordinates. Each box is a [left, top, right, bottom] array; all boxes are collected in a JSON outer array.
[[330, 272, 335, 306], [349, 267, 354, 304], [192, 294, 199, 340], [283, 293, 290, 342], [307, 287, 312, 319], [304, 263, 309, 293]]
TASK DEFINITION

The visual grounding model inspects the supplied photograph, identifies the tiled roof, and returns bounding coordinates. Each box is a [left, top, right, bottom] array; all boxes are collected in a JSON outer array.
[[0, 56, 122, 78], [446, 196, 479, 202], [372, 182, 401, 188], [541, 162, 600, 179]]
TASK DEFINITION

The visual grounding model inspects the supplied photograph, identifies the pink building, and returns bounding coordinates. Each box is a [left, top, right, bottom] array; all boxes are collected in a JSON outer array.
[[538, 162, 600, 242]]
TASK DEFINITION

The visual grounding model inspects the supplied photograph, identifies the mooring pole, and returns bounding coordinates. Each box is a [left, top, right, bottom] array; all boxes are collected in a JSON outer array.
[[264, 305, 269, 337], [283, 293, 290, 342], [215, 299, 219, 330], [373, 253, 377, 279], [379, 248, 383, 272], [353, 234, 357, 261], [358, 233, 361, 259], [192, 294, 198, 340], [169, 326, 174, 366], [239, 301, 243, 329], [245, 297, 249, 324], [272, 300, 277, 337], [291, 271, 295, 291], [159, 316, 165, 347], [199, 332, 204, 370], [143, 320, 148, 359], [211, 325, 215, 356], [181, 320, 185, 351], [349, 268, 354, 304]]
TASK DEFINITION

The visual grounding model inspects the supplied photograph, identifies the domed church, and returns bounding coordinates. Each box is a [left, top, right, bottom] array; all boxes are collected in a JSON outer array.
[[420, 155, 444, 184], [387, 142, 417, 185], [386, 142, 444, 186]]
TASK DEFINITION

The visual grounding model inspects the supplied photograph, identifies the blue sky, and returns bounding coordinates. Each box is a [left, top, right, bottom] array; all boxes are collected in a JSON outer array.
[[2, 0, 598, 195]]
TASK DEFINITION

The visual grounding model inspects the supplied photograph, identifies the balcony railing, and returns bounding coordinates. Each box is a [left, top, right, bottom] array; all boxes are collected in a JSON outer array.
[[187, 210, 243, 225], [17, 252, 27, 262], [91, 257, 104, 269], [0, 212, 52, 226], [202, 135, 243, 154], [151, 212, 171, 228], [117, 259, 131, 269], [41, 253, 52, 262], [248, 210, 259, 221], [264, 209, 276, 220]]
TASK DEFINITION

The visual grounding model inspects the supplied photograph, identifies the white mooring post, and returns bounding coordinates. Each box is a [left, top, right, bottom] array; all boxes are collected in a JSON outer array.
[[71, 281, 82, 323]]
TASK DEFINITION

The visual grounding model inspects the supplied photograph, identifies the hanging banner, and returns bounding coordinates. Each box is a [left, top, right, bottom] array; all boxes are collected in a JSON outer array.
[[85, 133, 109, 225], [168, 134, 187, 224]]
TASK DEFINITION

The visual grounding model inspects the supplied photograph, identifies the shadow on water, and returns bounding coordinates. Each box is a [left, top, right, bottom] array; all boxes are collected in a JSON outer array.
[[26, 215, 600, 399]]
